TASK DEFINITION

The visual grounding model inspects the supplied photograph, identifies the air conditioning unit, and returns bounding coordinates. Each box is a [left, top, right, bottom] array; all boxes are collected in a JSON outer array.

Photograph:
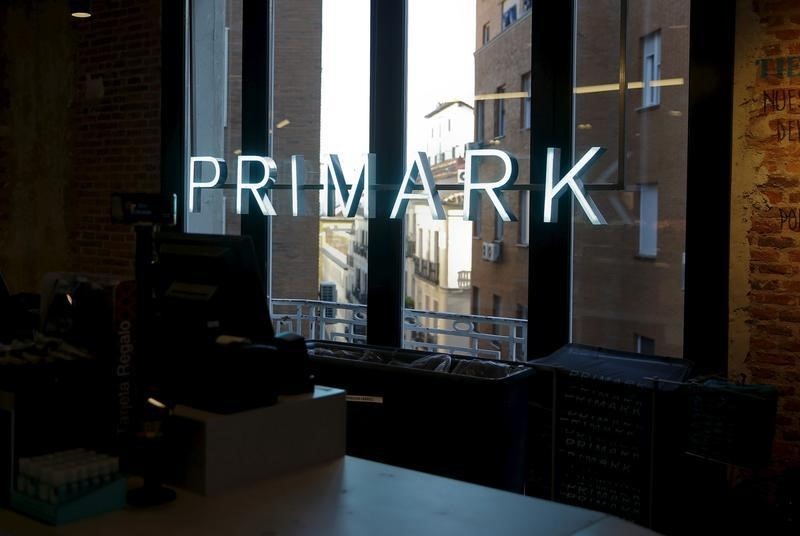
[[319, 282, 337, 318], [481, 241, 502, 262]]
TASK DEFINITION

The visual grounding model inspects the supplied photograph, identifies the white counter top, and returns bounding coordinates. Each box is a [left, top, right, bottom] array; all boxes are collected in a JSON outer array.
[[0, 456, 658, 536]]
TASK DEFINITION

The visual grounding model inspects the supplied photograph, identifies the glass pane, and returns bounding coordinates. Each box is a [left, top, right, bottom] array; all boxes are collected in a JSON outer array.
[[403, 0, 531, 360], [185, 0, 370, 341], [186, 0, 243, 235], [571, 0, 689, 358], [573, 0, 620, 185], [271, 0, 370, 341]]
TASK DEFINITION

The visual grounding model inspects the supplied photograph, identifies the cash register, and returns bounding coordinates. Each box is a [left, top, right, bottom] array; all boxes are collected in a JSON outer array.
[[144, 230, 313, 414]]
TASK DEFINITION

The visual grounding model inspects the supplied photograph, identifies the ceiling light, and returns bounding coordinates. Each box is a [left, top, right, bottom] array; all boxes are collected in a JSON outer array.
[[70, 0, 92, 18]]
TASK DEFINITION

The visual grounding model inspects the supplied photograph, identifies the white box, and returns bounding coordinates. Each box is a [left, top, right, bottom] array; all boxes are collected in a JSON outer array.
[[168, 386, 346, 495]]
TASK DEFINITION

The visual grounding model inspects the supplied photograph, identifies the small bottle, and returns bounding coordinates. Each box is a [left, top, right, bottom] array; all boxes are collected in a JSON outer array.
[[63, 465, 79, 500], [49, 470, 67, 504], [38, 464, 53, 502], [89, 461, 101, 488], [76, 463, 89, 492], [26, 462, 40, 496], [99, 458, 113, 484], [17, 458, 30, 494]]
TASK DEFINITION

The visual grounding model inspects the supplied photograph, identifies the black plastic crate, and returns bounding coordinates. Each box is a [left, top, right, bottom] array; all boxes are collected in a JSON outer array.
[[307, 341, 535, 492], [685, 380, 777, 467], [531, 343, 693, 387]]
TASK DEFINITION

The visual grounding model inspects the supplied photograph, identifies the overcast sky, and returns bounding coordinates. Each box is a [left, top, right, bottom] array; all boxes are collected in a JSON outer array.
[[320, 0, 476, 174]]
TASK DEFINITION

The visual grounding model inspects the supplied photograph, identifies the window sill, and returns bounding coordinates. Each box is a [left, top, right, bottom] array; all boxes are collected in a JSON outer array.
[[634, 253, 657, 261], [515, 243, 529, 248], [636, 104, 660, 113]]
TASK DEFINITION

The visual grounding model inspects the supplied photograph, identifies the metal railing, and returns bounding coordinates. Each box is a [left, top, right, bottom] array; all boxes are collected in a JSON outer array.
[[271, 298, 528, 361], [457, 270, 471, 288]]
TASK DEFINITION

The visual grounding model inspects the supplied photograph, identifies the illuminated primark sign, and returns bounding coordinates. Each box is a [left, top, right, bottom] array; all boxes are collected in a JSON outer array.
[[189, 147, 607, 225]]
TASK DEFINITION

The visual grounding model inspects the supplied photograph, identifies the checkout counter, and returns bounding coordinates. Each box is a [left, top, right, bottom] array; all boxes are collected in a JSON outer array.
[[0, 456, 657, 536]]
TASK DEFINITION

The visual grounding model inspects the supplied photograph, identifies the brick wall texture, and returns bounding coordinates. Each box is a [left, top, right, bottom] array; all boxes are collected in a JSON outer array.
[[0, 0, 161, 290], [731, 0, 800, 467], [70, 0, 162, 278]]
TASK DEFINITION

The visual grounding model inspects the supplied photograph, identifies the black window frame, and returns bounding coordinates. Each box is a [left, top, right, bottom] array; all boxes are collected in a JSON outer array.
[[163, 0, 734, 372]]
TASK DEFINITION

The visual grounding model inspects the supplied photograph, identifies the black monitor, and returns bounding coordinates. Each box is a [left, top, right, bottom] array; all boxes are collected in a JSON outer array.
[[151, 231, 275, 343], [142, 232, 277, 407]]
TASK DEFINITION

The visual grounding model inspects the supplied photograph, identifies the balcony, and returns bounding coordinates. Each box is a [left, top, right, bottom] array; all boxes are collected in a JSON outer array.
[[271, 299, 528, 361], [347, 287, 367, 305], [413, 256, 439, 285], [406, 240, 416, 258], [457, 270, 471, 289]]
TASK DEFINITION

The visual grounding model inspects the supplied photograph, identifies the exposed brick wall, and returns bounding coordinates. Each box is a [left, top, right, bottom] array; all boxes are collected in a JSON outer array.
[[269, 0, 321, 300], [471, 9, 531, 324], [0, 0, 75, 292], [731, 0, 800, 467], [0, 6, 9, 269], [0, 0, 161, 290], [70, 0, 161, 278]]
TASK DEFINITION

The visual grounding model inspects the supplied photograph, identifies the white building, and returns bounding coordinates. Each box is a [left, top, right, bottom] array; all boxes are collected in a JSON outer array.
[[424, 100, 474, 165], [404, 100, 475, 352]]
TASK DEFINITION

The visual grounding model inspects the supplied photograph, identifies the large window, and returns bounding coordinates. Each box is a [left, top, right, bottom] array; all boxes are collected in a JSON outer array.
[[185, 0, 370, 341], [186, 0, 243, 236], [179, 0, 702, 363], [494, 86, 506, 138], [521, 72, 531, 129], [501, 0, 517, 30], [403, 0, 530, 359], [642, 30, 662, 108], [571, 0, 689, 358]]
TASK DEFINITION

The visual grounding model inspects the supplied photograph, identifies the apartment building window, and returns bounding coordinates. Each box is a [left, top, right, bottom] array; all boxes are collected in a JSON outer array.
[[427, 230, 432, 260], [433, 231, 439, 264], [521, 72, 531, 129], [482, 22, 490, 45], [639, 184, 658, 257], [473, 199, 482, 238], [491, 294, 502, 347], [635, 334, 656, 355], [475, 100, 485, 143], [471, 286, 480, 315], [518, 191, 529, 246], [501, 1, 517, 30], [522, 0, 532, 12], [494, 210, 504, 241], [494, 87, 505, 138], [642, 30, 661, 107]]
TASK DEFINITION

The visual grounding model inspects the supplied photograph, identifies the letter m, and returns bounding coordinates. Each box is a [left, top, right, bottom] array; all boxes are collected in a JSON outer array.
[[321, 154, 376, 218]]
